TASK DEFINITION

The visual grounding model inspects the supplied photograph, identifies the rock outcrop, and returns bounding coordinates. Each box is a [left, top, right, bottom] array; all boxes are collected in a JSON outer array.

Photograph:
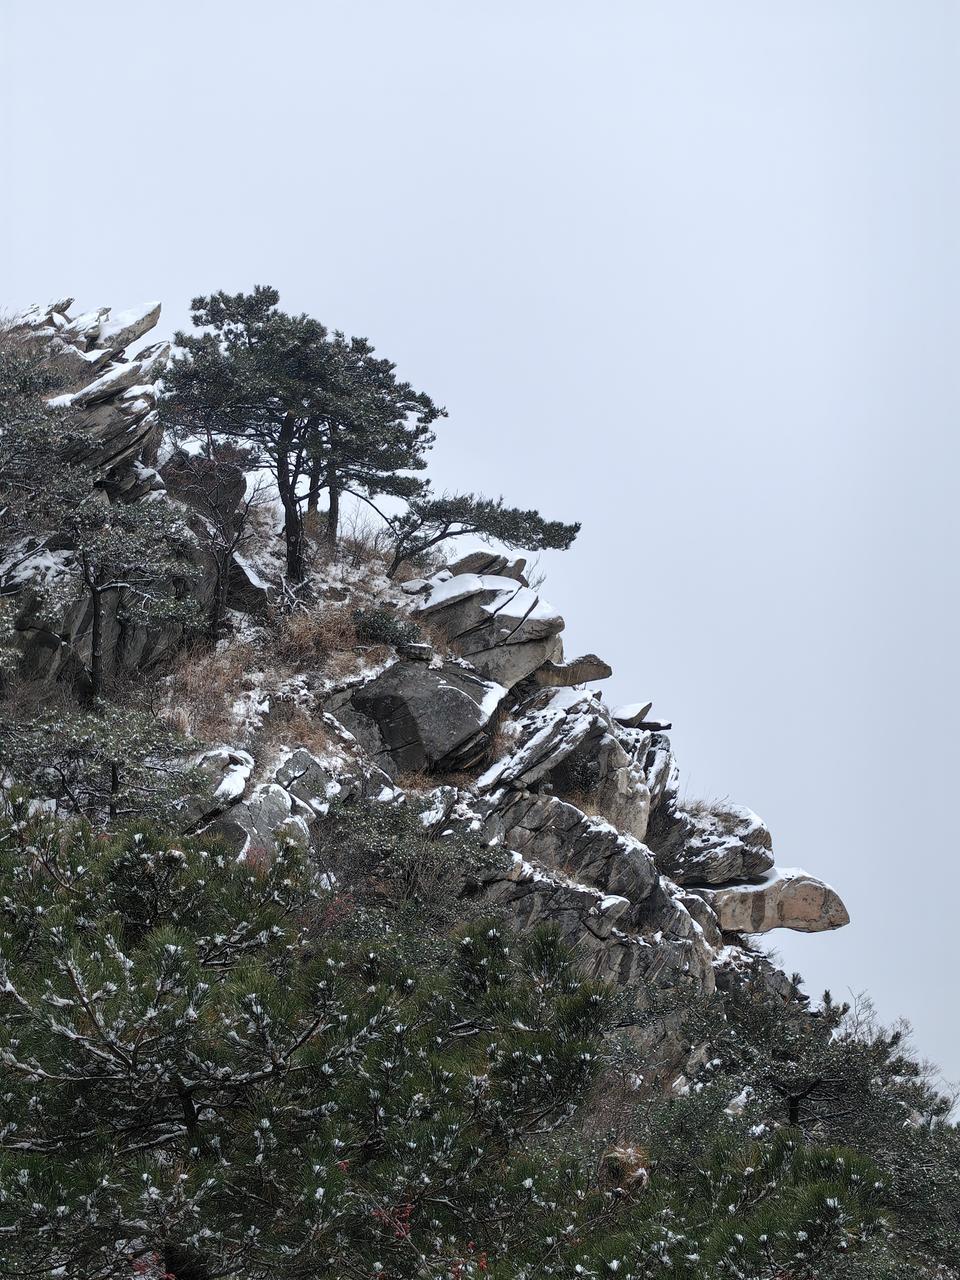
[[2, 302, 852, 1083], [1, 299, 268, 690], [328, 659, 507, 774], [647, 802, 775, 885], [16, 298, 167, 484], [691, 868, 850, 934], [413, 572, 565, 686]]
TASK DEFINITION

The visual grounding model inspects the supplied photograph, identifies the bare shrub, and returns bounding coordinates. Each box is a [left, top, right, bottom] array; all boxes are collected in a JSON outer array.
[[392, 767, 435, 793], [336, 507, 393, 569]]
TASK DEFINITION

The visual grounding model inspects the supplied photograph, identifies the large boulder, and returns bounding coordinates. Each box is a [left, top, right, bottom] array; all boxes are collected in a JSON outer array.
[[692, 867, 850, 934], [329, 660, 508, 774], [413, 573, 565, 687]]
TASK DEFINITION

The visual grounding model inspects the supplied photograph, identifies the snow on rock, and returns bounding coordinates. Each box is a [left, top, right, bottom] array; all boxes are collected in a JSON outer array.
[[613, 701, 654, 727], [92, 301, 162, 357], [413, 571, 565, 688], [201, 749, 254, 803], [329, 659, 507, 775], [647, 802, 775, 887], [689, 866, 850, 934]]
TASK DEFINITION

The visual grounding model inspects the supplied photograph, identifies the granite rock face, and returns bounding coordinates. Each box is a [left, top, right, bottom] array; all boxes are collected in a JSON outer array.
[[413, 573, 566, 687], [647, 802, 776, 886], [175, 547, 850, 1078], [1, 299, 271, 689], [329, 660, 508, 775], [3, 299, 851, 1083]]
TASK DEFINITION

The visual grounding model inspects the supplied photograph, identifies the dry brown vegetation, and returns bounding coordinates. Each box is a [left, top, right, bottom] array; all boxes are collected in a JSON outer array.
[[256, 702, 336, 760], [482, 723, 514, 768], [160, 641, 257, 741], [561, 789, 605, 819], [392, 767, 435, 793], [272, 606, 359, 667], [681, 796, 739, 829]]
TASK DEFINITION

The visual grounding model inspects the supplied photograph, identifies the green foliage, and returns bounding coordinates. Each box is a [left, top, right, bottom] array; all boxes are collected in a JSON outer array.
[[0, 796, 929, 1279], [641, 968, 960, 1274], [570, 1128, 886, 1280], [352, 605, 422, 648], [319, 795, 505, 933], [163, 286, 443, 576], [386, 489, 581, 576], [0, 703, 200, 824], [0, 797, 610, 1279]]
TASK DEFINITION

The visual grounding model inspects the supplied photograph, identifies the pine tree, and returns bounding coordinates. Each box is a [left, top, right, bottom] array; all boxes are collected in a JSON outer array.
[[0, 703, 200, 824], [384, 489, 581, 577], [0, 797, 610, 1280], [642, 964, 960, 1274], [0, 795, 918, 1279], [163, 287, 442, 578], [303, 330, 443, 549]]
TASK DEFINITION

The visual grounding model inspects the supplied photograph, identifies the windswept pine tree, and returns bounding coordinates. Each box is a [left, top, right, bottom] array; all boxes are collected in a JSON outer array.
[[0, 797, 918, 1280], [383, 489, 581, 576]]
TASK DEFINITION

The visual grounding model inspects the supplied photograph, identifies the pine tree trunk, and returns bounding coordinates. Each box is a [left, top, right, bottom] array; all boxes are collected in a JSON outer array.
[[90, 584, 106, 701], [284, 500, 304, 582], [307, 455, 322, 517], [276, 414, 304, 583], [208, 556, 229, 639], [326, 473, 339, 550], [107, 760, 120, 823]]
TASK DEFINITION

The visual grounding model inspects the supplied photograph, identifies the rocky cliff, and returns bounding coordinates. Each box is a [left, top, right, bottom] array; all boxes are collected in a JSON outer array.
[[3, 297, 850, 1080]]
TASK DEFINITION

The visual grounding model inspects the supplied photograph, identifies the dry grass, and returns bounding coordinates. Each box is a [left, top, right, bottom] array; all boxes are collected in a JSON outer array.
[[415, 615, 452, 659], [161, 641, 256, 741], [256, 702, 336, 760], [680, 796, 740, 830], [392, 767, 435, 793], [562, 789, 605, 819], [601, 1144, 651, 1194], [483, 724, 514, 767], [272, 606, 359, 666]]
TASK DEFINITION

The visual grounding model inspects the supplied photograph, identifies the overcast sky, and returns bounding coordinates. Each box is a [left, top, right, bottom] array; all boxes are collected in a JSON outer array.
[[2, 1, 958, 1080]]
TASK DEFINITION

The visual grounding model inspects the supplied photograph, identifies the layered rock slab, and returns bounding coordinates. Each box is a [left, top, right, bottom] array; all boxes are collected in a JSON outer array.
[[414, 572, 565, 687], [648, 803, 776, 886]]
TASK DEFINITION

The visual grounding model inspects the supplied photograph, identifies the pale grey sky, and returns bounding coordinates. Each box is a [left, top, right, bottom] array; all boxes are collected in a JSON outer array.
[[2, 1, 958, 1079]]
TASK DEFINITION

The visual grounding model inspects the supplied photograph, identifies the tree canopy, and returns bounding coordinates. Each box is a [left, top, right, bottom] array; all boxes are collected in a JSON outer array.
[[163, 287, 443, 579], [383, 490, 581, 577]]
